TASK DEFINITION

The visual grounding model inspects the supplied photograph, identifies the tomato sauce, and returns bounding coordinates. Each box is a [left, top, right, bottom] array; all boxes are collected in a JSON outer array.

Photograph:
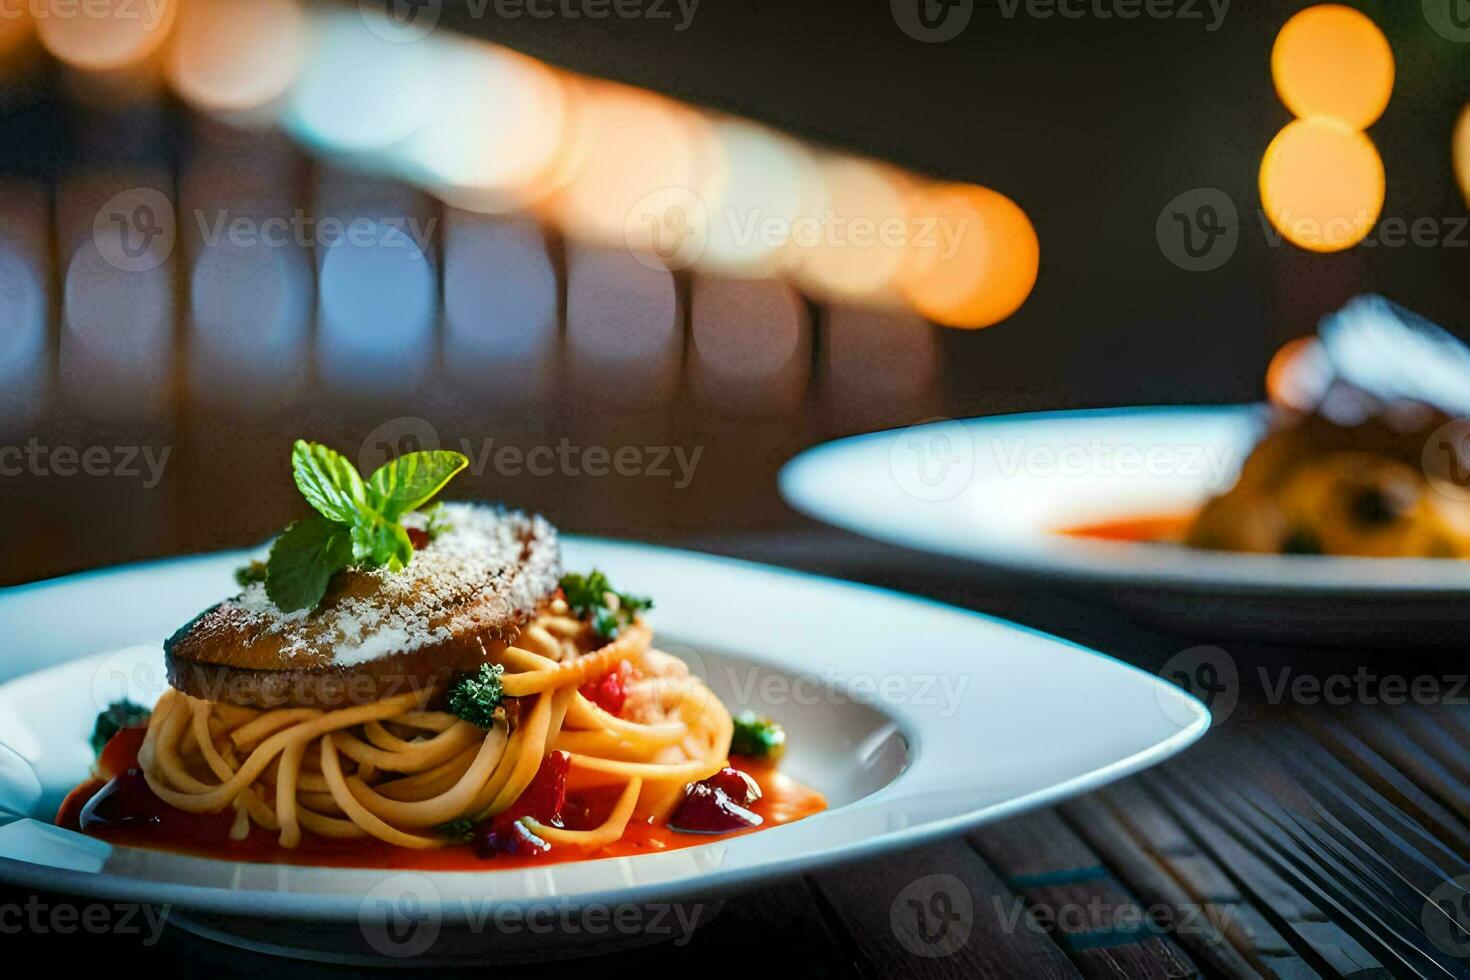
[[1061, 513, 1193, 544], [56, 730, 826, 871]]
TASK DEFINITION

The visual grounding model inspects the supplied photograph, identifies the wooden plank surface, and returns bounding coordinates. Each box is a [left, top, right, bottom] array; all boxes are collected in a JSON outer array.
[[810, 836, 1080, 979]]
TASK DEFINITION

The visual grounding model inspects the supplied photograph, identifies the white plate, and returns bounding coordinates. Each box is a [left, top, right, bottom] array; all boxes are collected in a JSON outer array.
[[781, 407, 1470, 646], [0, 538, 1207, 961]]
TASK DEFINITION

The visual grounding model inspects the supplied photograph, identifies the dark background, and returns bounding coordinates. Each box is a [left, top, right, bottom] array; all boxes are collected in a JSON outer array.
[[2, 0, 1469, 584]]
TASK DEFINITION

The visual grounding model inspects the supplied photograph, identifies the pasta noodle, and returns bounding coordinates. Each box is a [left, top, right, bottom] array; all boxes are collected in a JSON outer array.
[[136, 613, 734, 849]]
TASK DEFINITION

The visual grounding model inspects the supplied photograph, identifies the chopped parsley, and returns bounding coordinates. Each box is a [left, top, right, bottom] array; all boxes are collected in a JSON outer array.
[[447, 663, 506, 729], [730, 712, 786, 760], [559, 570, 653, 640], [435, 818, 476, 843]]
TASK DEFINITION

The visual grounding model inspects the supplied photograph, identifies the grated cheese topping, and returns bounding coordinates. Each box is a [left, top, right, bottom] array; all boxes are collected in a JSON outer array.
[[229, 503, 560, 667]]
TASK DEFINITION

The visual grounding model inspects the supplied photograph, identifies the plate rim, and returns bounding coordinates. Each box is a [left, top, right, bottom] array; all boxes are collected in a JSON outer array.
[[780, 404, 1470, 597], [0, 537, 1209, 921]]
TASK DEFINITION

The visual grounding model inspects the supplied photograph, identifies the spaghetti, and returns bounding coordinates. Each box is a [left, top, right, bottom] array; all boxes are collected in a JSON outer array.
[[64, 444, 822, 863], [135, 602, 733, 851]]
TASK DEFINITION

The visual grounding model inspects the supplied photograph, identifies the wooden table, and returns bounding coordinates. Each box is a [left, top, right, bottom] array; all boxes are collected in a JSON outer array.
[[7, 531, 1470, 978]]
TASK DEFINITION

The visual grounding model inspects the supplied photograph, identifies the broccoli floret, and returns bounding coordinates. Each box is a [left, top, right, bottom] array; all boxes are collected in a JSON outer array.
[[730, 712, 786, 761], [559, 570, 653, 640], [447, 664, 505, 729], [91, 699, 151, 757]]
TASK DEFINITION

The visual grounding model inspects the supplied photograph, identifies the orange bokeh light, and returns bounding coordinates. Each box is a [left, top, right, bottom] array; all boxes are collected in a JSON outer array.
[[1271, 4, 1393, 131], [0, 2, 33, 63], [36, 0, 177, 72], [899, 184, 1039, 330], [1265, 336, 1330, 411], [1259, 116, 1384, 253], [551, 82, 719, 249], [165, 0, 306, 115], [785, 157, 912, 302], [1455, 103, 1470, 209]]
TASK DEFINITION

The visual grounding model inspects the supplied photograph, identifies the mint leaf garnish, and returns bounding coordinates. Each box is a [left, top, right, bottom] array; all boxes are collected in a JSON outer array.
[[266, 515, 355, 612], [291, 440, 368, 525], [367, 451, 469, 521], [350, 512, 414, 571], [262, 441, 471, 613]]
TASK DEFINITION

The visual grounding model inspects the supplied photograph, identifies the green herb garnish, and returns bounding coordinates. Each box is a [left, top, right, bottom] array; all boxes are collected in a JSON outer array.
[[730, 712, 786, 760], [436, 818, 476, 843], [447, 663, 506, 729], [264, 440, 468, 612], [559, 570, 653, 640], [91, 699, 151, 758], [423, 501, 451, 539], [234, 560, 267, 587]]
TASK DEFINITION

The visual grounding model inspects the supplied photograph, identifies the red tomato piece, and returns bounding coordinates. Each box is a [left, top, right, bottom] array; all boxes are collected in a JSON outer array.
[[578, 659, 634, 716]]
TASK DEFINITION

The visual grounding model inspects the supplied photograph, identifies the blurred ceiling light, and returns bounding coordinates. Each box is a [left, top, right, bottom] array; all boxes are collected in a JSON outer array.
[[317, 221, 436, 394], [282, 9, 438, 156], [1259, 116, 1384, 253], [0, 239, 44, 374], [188, 241, 310, 401], [699, 121, 816, 276], [0, 196, 48, 429], [166, 0, 307, 117], [785, 157, 911, 303], [564, 243, 681, 407], [395, 38, 566, 213], [1455, 103, 1470, 209], [899, 183, 1039, 329], [554, 82, 721, 251], [36, 0, 177, 72], [690, 276, 809, 414], [442, 211, 559, 402], [61, 242, 173, 416], [1271, 4, 1393, 131]]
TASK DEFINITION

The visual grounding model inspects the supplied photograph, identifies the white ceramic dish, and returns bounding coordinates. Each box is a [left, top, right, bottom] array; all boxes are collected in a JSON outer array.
[[780, 406, 1470, 646], [0, 538, 1207, 961]]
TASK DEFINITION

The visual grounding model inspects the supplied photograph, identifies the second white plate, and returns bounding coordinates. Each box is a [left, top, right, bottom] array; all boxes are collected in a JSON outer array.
[[781, 407, 1470, 645]]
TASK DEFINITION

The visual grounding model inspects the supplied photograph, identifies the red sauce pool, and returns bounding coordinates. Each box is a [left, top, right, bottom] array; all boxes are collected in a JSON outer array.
[[1061, 513, 1193, 544], [56, 732, 826, 871]]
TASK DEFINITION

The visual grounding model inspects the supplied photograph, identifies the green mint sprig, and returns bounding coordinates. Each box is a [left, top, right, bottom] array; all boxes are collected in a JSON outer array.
[[263, 440, 468, 613]]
